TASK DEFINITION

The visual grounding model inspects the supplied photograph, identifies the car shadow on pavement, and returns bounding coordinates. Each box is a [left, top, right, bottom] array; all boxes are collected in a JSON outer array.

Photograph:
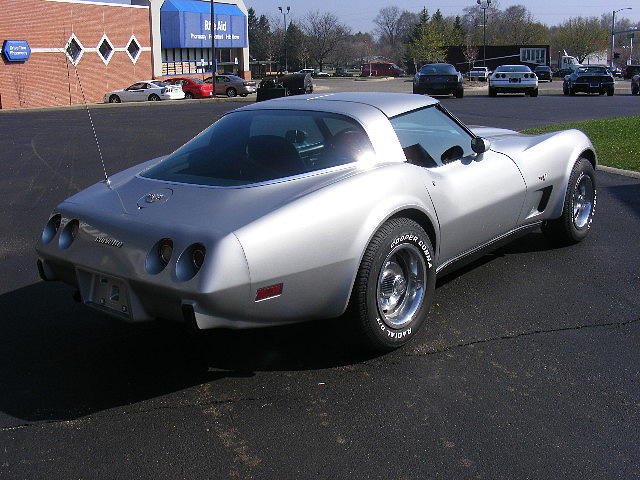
[[605, 182, 640, 219], [0, 281, 375, 422]]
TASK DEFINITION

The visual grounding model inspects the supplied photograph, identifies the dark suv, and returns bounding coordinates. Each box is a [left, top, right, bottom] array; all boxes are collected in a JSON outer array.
[[623, 65, 640, 79]]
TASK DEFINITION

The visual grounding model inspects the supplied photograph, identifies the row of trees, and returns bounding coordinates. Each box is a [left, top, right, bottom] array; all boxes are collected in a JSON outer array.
[[248, 3, 636, 72]]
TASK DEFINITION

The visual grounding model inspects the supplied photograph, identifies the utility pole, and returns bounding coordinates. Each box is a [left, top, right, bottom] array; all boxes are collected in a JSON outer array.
[[278, 6, 290, 72], [210, 0, 216, 77], [477, 0, 491, 67], [612, 7, 632, 68]]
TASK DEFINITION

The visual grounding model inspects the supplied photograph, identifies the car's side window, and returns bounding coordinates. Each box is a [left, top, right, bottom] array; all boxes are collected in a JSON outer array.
[[390, 106, 474, 168], [127, 83, 144, 90]]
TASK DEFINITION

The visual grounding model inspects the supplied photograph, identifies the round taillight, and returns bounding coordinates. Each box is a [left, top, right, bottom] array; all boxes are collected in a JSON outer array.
[[158, 238, 173, 265], [58, 219, 79, 249], [192, 245, 206, 270], [42, 213, 61, 244]]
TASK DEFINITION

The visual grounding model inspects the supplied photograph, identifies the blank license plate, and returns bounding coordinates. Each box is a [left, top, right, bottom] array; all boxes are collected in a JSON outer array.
[[509, 78, 520, 83], [91, 274, 131, 317]]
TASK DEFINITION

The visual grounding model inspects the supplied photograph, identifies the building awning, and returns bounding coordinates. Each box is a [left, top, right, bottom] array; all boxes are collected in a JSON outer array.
[[161, 0, 247, 49]]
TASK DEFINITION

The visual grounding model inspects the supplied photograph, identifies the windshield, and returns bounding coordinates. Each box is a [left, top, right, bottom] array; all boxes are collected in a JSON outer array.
[[419, 64, 457, 75], [495, 65, 531, 72], [142, 110, 374, 187], [577, 67, 608, 75]]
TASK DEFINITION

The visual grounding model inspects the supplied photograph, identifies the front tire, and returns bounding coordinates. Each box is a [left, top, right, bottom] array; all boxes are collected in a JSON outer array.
[[542, 158, 596, 246], [350, 218, 436, 351], [108, 94, 121, 103], [226, 87, 237, 97]]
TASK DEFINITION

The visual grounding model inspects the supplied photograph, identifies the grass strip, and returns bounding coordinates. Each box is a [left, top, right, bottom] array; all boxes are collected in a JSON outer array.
[[521, 116, 640, 172]]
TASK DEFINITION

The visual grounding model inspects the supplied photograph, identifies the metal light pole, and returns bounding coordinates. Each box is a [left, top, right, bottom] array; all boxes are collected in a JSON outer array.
[[210, 0, 216, 76], [612, 7, 632, 68], [278, 6, 290, 72], [477, 0, 491, 67]]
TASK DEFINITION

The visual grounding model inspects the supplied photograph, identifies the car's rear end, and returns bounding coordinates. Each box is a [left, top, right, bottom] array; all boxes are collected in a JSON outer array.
[[571, 71, 615, 94], [235, 78, 257, 95], [534, 66, 552, 81], [489, 66, 538, 96], [155, 81, 185, 100], [413, 64, 462, 97]]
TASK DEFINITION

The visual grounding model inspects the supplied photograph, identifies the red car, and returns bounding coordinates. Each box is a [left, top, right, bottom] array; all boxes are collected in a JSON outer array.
[[164, 77, 213, 99], [360, 62, 405, 77]]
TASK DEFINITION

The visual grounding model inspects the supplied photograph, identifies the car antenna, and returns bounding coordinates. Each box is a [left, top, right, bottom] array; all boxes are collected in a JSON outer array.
[[70, 64, 128, 214], [72, 65, 111, 188]]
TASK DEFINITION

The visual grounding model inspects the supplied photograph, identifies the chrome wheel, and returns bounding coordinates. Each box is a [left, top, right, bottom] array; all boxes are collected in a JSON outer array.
[[376, 244, 427, 329], [572, 173, 594, 229]]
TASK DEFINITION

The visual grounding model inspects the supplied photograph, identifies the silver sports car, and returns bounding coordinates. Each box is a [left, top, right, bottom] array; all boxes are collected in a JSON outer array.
[[36, 93, 597, 351]]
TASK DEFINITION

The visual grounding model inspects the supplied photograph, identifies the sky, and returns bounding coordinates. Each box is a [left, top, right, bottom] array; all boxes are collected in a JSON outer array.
[[244, 0, 640, 32]]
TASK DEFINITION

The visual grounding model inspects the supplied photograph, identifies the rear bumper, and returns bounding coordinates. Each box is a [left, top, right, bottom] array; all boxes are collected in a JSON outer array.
[[414, 83, 462, 94], [490, 79, 537, 92], [570, 82, 614, 93]]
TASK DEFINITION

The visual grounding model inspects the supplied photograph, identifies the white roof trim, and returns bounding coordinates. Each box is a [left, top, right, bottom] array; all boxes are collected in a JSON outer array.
[[45, 0, 149, 8]]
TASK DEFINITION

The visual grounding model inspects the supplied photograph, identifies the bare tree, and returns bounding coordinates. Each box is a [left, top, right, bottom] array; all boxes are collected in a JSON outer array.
[[463, 44, 479, 68], [552, 17, 609, 63], [303, 11, 350, 71], [373, 7, 418, 63]]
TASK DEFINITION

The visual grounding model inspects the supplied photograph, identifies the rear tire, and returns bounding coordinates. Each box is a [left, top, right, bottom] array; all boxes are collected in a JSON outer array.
[[108, 95, 121, 103], [239, 93, 248, 97], [542, 158, 596, 246], [488, 86, 497, 97], [632, 85, 639, 95], [350, 218, 436, 352], [184, 92, 193, 99], [148, 94, 160, 101], [607, 87, 614, 96], [529, 88, 538, 97], [226, 87, 237, 97], [454, 88, 464, 98]]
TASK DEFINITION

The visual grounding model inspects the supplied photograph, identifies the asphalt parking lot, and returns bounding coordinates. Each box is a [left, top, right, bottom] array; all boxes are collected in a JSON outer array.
[[0, 79, 639, 479]]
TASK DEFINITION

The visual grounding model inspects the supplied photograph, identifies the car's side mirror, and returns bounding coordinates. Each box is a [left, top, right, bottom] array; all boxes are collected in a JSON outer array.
[[471, 137, 491, 154]]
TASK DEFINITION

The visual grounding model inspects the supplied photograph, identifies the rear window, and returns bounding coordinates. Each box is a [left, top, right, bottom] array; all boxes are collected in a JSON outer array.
[[495, 65, 531, 72], [577, 67, 608, 75], [142, 110, 373, 187], [419, 64, 457, 75]]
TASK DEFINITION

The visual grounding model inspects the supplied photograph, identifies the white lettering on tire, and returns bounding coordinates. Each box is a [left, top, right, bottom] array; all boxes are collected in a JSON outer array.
[[390, 234, 433, 268]]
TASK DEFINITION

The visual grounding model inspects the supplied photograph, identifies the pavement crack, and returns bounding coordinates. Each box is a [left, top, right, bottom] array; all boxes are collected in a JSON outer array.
[[406, 317, 640, 357]]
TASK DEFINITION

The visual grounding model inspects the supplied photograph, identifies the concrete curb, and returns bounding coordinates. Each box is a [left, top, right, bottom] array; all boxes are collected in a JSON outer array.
[[597, 165, 640, 179], [0, 96, 253, 114]]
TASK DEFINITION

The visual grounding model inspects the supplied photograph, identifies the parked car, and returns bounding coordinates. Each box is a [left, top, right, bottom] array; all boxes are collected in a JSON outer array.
[[297, 68, 330, 77], [36, 92, 597, 351], [622, 65, 640, 79], [468, 66, 490, 81], [562, 66, 615, 96], [104, 80, 184, 103], [632, 74, 639, 95], [360, 62, 405, 77], [256, 73, 313, 102], [163, 77, 213, 99], [413, 63, 464, 98], [204, 75, 256, 97], [533, 65, 552, 82], [489, 65, 538, 97], [553, 68, 574, 78]]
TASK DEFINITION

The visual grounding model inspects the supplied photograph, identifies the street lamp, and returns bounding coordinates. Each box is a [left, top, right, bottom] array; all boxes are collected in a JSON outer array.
[[477, 0, 491, 67], [612, 7, 632, 68], [278, 6, 291, 72]]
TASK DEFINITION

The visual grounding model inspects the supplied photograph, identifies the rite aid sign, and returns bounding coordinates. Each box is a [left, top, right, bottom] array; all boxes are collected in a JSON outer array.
[[2, 40, 31, 62]]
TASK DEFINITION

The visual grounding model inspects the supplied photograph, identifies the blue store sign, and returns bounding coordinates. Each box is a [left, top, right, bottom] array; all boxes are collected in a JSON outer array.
[[161, 0, 247, 49], [2, 40, 31, 62]]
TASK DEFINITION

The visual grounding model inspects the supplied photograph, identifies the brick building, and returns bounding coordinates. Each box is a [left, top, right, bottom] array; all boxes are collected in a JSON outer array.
[[0, 0, 249, 109]]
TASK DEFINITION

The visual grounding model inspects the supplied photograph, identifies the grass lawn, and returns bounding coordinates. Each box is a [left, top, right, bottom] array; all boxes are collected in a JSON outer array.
[[521, 116, 640, 172]]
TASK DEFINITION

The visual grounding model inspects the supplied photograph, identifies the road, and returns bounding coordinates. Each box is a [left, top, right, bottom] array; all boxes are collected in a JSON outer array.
[[0, 83, 639, 479]]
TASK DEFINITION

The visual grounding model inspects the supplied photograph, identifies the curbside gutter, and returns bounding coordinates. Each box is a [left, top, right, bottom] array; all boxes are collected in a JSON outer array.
[[596, 165, 640, 179]]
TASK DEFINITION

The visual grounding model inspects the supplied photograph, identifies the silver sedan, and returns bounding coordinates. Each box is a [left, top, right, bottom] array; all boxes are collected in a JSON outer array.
[[36, 93, 596, 351]]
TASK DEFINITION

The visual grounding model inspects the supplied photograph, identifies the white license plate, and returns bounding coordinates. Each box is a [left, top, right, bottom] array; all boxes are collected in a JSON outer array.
[[91, 274, 131, 318], [509, 78, 520, 83]]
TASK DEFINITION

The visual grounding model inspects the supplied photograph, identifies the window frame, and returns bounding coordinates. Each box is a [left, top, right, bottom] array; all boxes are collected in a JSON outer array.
[[389, 104, 478, 168]]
